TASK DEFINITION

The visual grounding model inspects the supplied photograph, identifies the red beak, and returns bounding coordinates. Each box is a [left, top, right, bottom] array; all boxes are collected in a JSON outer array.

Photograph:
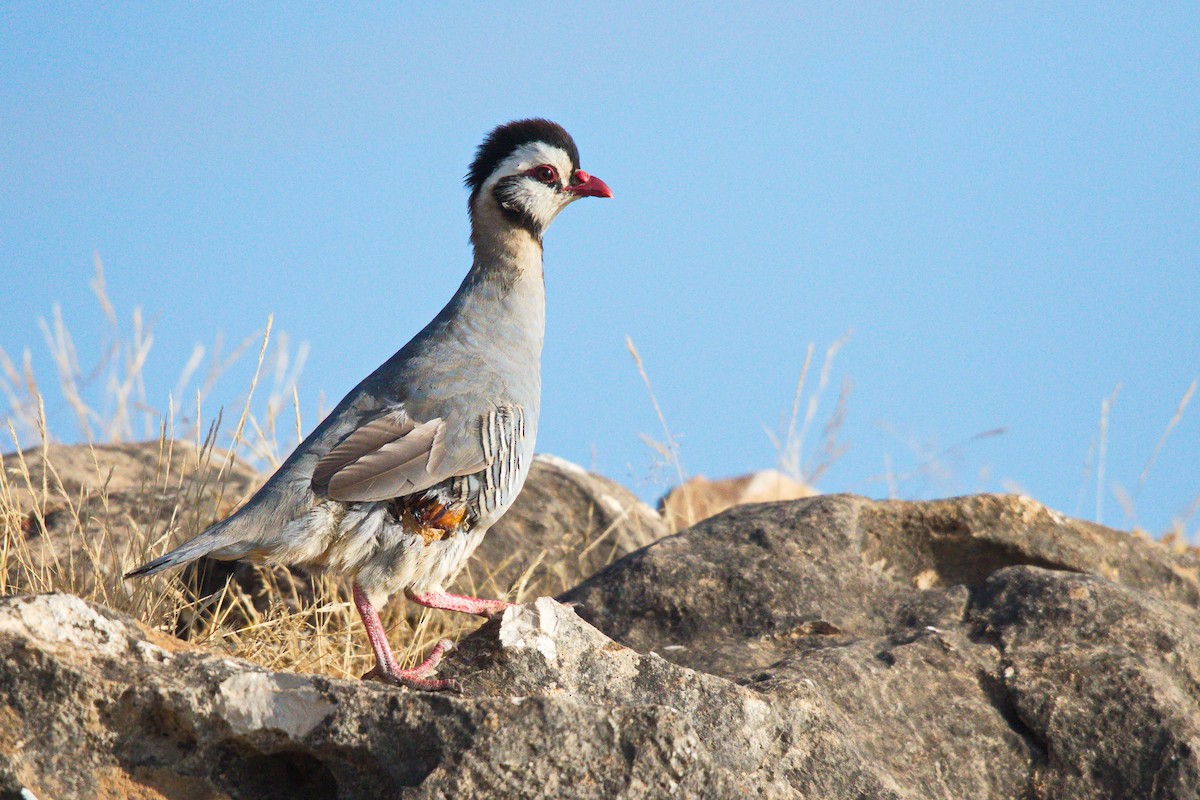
[[565, 170, 613, 198]]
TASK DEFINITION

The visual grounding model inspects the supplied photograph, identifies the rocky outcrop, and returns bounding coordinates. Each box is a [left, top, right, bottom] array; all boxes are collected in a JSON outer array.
[[2, 493, 1199, 799], [0, 593, 744, 799], [562, 494, 1200, 798], [564, 493, 1200, 677]]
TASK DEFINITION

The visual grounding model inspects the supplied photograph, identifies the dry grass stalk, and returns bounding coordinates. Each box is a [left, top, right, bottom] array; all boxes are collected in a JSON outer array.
[[767, 331, 852, 489], [1095, 383, 1122, 525], [868, 425, 1007, 500], [625, 336, 692, 530], [1138, 380, 1196, 495]]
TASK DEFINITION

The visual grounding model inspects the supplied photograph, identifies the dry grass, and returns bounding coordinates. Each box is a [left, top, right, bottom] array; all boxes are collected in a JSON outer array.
[[766, 331, 853, 488], [625, 335, 691, 530], [627, 328, 1198, 545]]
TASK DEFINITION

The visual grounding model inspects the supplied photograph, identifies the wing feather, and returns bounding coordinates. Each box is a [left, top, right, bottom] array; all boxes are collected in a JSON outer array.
[[311, 413, 420, 493], [311, 408, 494, 503], [326, 418, 441, 500]]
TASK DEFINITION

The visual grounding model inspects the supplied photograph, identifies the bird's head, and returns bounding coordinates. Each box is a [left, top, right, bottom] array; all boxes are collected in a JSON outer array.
[[466, 119, 612, 239]]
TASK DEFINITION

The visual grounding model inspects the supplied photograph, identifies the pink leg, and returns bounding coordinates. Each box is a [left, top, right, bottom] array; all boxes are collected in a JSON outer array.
[[405, 589, 514, 618], [352, 583, 457, 691]]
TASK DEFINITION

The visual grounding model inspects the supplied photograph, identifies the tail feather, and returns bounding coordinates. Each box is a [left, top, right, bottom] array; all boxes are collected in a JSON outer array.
[[124, 518, 246, 579]]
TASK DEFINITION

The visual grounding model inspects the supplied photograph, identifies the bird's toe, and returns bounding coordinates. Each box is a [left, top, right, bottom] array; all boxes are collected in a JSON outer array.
[[362, 667, 459, 692]]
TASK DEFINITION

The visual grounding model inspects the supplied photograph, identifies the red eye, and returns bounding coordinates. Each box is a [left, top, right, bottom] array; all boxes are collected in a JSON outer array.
[[534, 165, 557, 183]]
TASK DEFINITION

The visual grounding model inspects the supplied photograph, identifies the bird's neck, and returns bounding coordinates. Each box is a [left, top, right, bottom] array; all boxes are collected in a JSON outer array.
[[445, 200, 546, 359], [466, 198, 546, 290]]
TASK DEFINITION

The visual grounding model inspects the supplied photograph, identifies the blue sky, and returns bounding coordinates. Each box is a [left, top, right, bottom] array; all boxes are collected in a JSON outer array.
[[2, 4, 1197, 536]]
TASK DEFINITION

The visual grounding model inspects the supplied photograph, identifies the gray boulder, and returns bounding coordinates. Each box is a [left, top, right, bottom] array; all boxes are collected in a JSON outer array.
[[969, 566, 1200, 798], [560, 493, 1200, 798], [563, 493, 1200, 677]]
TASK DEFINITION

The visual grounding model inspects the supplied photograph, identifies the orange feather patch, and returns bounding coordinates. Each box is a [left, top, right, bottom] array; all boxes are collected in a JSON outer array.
[[398, 497, 468, 546]]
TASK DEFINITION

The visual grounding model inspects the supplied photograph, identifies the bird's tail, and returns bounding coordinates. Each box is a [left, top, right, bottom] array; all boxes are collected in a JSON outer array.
[[124, 515, 254, 579]]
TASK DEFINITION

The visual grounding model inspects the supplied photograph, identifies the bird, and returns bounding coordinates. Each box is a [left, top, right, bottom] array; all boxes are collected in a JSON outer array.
[[126, 119, 612, 690]]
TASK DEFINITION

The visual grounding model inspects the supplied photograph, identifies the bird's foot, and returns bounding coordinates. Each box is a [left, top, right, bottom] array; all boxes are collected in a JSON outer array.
[[406, 590, 515, 618], [362, 638, 459, 692], [363, 668, 459, 692]]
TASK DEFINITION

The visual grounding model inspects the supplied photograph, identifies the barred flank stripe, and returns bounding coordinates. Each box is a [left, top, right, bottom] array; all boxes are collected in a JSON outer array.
[[476, 404, 525, 515]]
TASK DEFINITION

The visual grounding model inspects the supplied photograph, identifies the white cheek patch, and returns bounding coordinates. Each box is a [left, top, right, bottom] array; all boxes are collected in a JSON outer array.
[[502, 181, 565, 230], [481, 143, 578, 230]]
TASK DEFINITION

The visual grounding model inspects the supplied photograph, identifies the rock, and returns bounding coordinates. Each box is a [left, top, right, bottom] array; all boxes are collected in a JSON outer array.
[[969, 566, 1200, 798], [660, 469, 817, 530], [2, 440, 258, 501], [754, 622, 1035, 798], [564, 493, 1200, 678], [559, 493, 1200, 798], [451, 597, 889, 799], [5, 491, 1200, 799], [0, 593, 745, 799]]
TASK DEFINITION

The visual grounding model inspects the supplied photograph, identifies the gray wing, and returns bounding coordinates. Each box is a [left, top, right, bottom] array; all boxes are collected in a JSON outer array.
[[311, 409, 488, 502]]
